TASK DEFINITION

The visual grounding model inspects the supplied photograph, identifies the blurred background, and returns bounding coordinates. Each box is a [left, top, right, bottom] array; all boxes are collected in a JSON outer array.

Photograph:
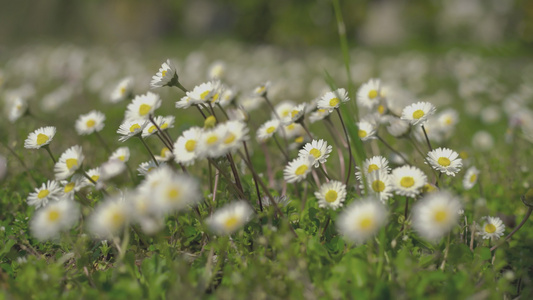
[[1, 0, 533, 51]]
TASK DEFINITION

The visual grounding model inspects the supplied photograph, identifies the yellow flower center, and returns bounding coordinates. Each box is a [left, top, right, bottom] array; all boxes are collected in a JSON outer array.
[[445, 117, 452, 125], [309, 148, 321, 159], [266, 126, 276, 134], [281, 110, 290, 117], [295, 136, 304, 143], [291, 110, 299, 118], [437, 157, 451, 167], [66, 158, 78, 170], [204, 116, 216, 128], [148, 125, 157, 133], [160, 123, 169, 130], [47, 210, 61, 222], [139, 104, 151, 116], [433, 210, 448, 223], [372, 180, 385, 192], [287, 124, 295, 130], [36, 133, 49, 146], [400, 177, 414, 188], [359, 217, 373, 230], [91, 175, 100, 182], [162, 70, 167, 77], [329, 97, 340, 107], [129, 124, 141, 133], [368, 90, 378, 99], [185, 140, 196, 152], [358, 130, 367, 138], [368, 164, 379, 173], [160, 147, 170, 157], [167, 188, 180, 200], [325, 190, 338, 203], [86, 119, 96, 128], [484, 223, 496, 233], [224, 216, 239, 230], [256, 86, 266, 94], [118, 155, 126, 161], [295, 165, 308, 176], [64, 182, 75, 193], [120, 87, 126, 95], [37, 189, 50, 199], [110, 211, 125, 229], [206, 135, 218, 145], [224, 133, 236, 144], [470, 174, 477, 183], [318, 109, 326, 113], [377, 105, 385, 114], [459, 151, 468, 159], [412, 109, 425, 119], [200, 90, 210, 100]]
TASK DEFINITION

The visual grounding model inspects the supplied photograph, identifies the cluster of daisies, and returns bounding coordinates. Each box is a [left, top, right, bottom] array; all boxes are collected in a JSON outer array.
[[16, 57, 506, 249]]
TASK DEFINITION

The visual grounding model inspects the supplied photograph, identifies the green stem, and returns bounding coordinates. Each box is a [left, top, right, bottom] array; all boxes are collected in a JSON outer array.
[[138, 137, 159, 167], [336, 108, 353, 185], [43, 145, 56, 164]]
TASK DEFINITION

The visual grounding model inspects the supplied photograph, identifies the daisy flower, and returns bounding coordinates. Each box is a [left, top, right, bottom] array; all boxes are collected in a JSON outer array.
[[426, 147, 462, 176], [436, 108, 459, 135], [363, 170, 394, 203], [150, 59, 178, 89], [386, 116, 410, 137], [61, 175, 87, 200], [117, 119, 149, 142], [208, 61, 226, 80], [124, 92, 162, 121], [253, 81, 271, 97], [137, 165, 174, 195], [175, 95, 193, 109], [127, 192, 164, 235], [283, 123, 305, 139], [138, 161, 162, 177], [151, 173, 200, 215], [85, 167, 101, 185], [9, 97, 28, 123], [412, 191, 462, 241], [477, 216, 505, 240], [355, 156, 390, 181], [356, 120, 377, 141], [27, 180, 63, 208], [54, 145, 85, 180], [196, 124, 230, 159], [298, 139, 333, 168], [309, 108, 332, 123], [99, 160, 126, 182], [274, 101, 296, 121], [207, 201, 253, 235], [88, 196, 130, 238], [220, 120, 249, 154], [226, 107, 248, 122], [401, 101, 436, 126], [286, 103, 306, 124], [317, 88, 350, 112], [30, 199, 79, 241], [315, 180, 347, 210], [24, 126, 56, 149], [391, 165, 427, 198], [142, 115, 175, 138], [155, 147, 174, 162], [356, 78, 381, 109], [218, 87, 237, 107], [283, 156, 312, 183], [337, 197, 388, 244], [187, 81, 217, 104], [110, 77, 133, 103], [75, 110, 105, 135], [257, 119, 280, 142], [463, 166, 480, 190], [173, 127, 202, 166], [110, 147, 130, 162]]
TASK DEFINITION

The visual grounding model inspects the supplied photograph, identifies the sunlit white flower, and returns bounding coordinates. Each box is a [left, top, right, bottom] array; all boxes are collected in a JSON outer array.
[[285, 103, 306, 124], [30, 199, 79, 241], [9, 97, 28, 123], [150, 59, 178, 89], [363, 170, 394, 203], [472, 131, 494, 151], [477, 216, 505, 240], [309, 108, 332, 123], [175, 96, 193, 109], [207, 201, 253, 235], [137, 161, 162, 177], [99, 159, 126, 182], [226, 107, 248, 121], [386, 116, 410, 137], [60, 175, 87, 200], [283, 156, 312, 183], [117, 119, 148, 142], [110, 147, 130, 162], [54, 145, 85, 180], [151, 173, 200, 215], [173, 127, 202, 166], [274, 101, 296, 121], [88, 196, 130, 238], [436, 108, 458, 135], [283, 122, 305, 139], [298, 139, 332, 168], [315, 180, 347, 210], [110, 77, 133, 103], [412, 191, 462, 241], [426, 147, 462, 176], [208, 61, 225, 80], [27, 180, 62, 208], [463, 166, 479, 190], [355, 156, 391, 182], [356, 79, 381, 109], [401, 101, 436, 126], [357, 120, 377, 141], [253, 81, 270, 97], [218, 87, 237, 107], [75, 110, 105, 135], [391, 165, 427, 197], [155, 147, 174, 162], [317, 88, 350, 111], [337, 197, 388, 244], [142, 115, 175, 138], [125, 92, 161, 121], [187, 81, 218, 104], [84, 167, 101, 186], [24, 126, 56, 149], [220, 120, 249, 153], [196, 125, 228, 158], [257, 119, 280, 142]]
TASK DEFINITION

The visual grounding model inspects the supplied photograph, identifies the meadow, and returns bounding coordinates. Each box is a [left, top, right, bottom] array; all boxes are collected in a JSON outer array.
[[1, 35, 533, 299]]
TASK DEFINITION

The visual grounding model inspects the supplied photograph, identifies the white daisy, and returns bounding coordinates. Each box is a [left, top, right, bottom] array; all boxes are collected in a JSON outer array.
[[75, 110, 105, 135], [257, 119, 280, 142], [151, 173, 200, 216], [436, 108, 458, 136], [54, 145, 85, 180], [283, 123, 305, 139], [463, 166, 480, 190], [124, 92, 162, 121], [226, 107, 248, 122], [477, 216, 505, 240], [207, 201, 254, 235], [386, 116, 410, 137], [274, 100, 296, 121], [117, 119, 149, 142], [253, 81, 271, 97], [142, 115, 175, 138], [315, 180, 347, 210], [283, 156, 312, 183], [60, 175, 87, 200], [85, 167, 101, 186], [99, 160, 126, 182], [88, 196, 130, 238], [363, 170, 394, 203], [412, 191, 462, 241], [9, 97, 28, 123], [138, 161, 162, 177], [175, 95, 193, 109], [196, 125, 228, 159], [426, 147, 462, 176], [208, 61, 226, 80], [155, 147, 174, 162], [30, 199, 79, 241], [24, 126, 56, 149], [298, 139, 333, 168], [401, 101, 436, 126], [137, 165, 174, 196], [187, 81, 217, 104], [356, 120, 377, 141], [173, 127, 203, 166], [317, 88, 350, 112], [150, 59, 178, 89], [391, 165, 427, 198], [218, 87, 237, 107], [337, 197, 388, 244], [356, 78, 381, 109], [285, 103, 306, 124], [309, 108, 332, 123], [220, 120, 249, 154], [355, 156, 391, 182], [110, 147, 130, 162], [110, 77, 133, 103], [27, 180, 63, 208]]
